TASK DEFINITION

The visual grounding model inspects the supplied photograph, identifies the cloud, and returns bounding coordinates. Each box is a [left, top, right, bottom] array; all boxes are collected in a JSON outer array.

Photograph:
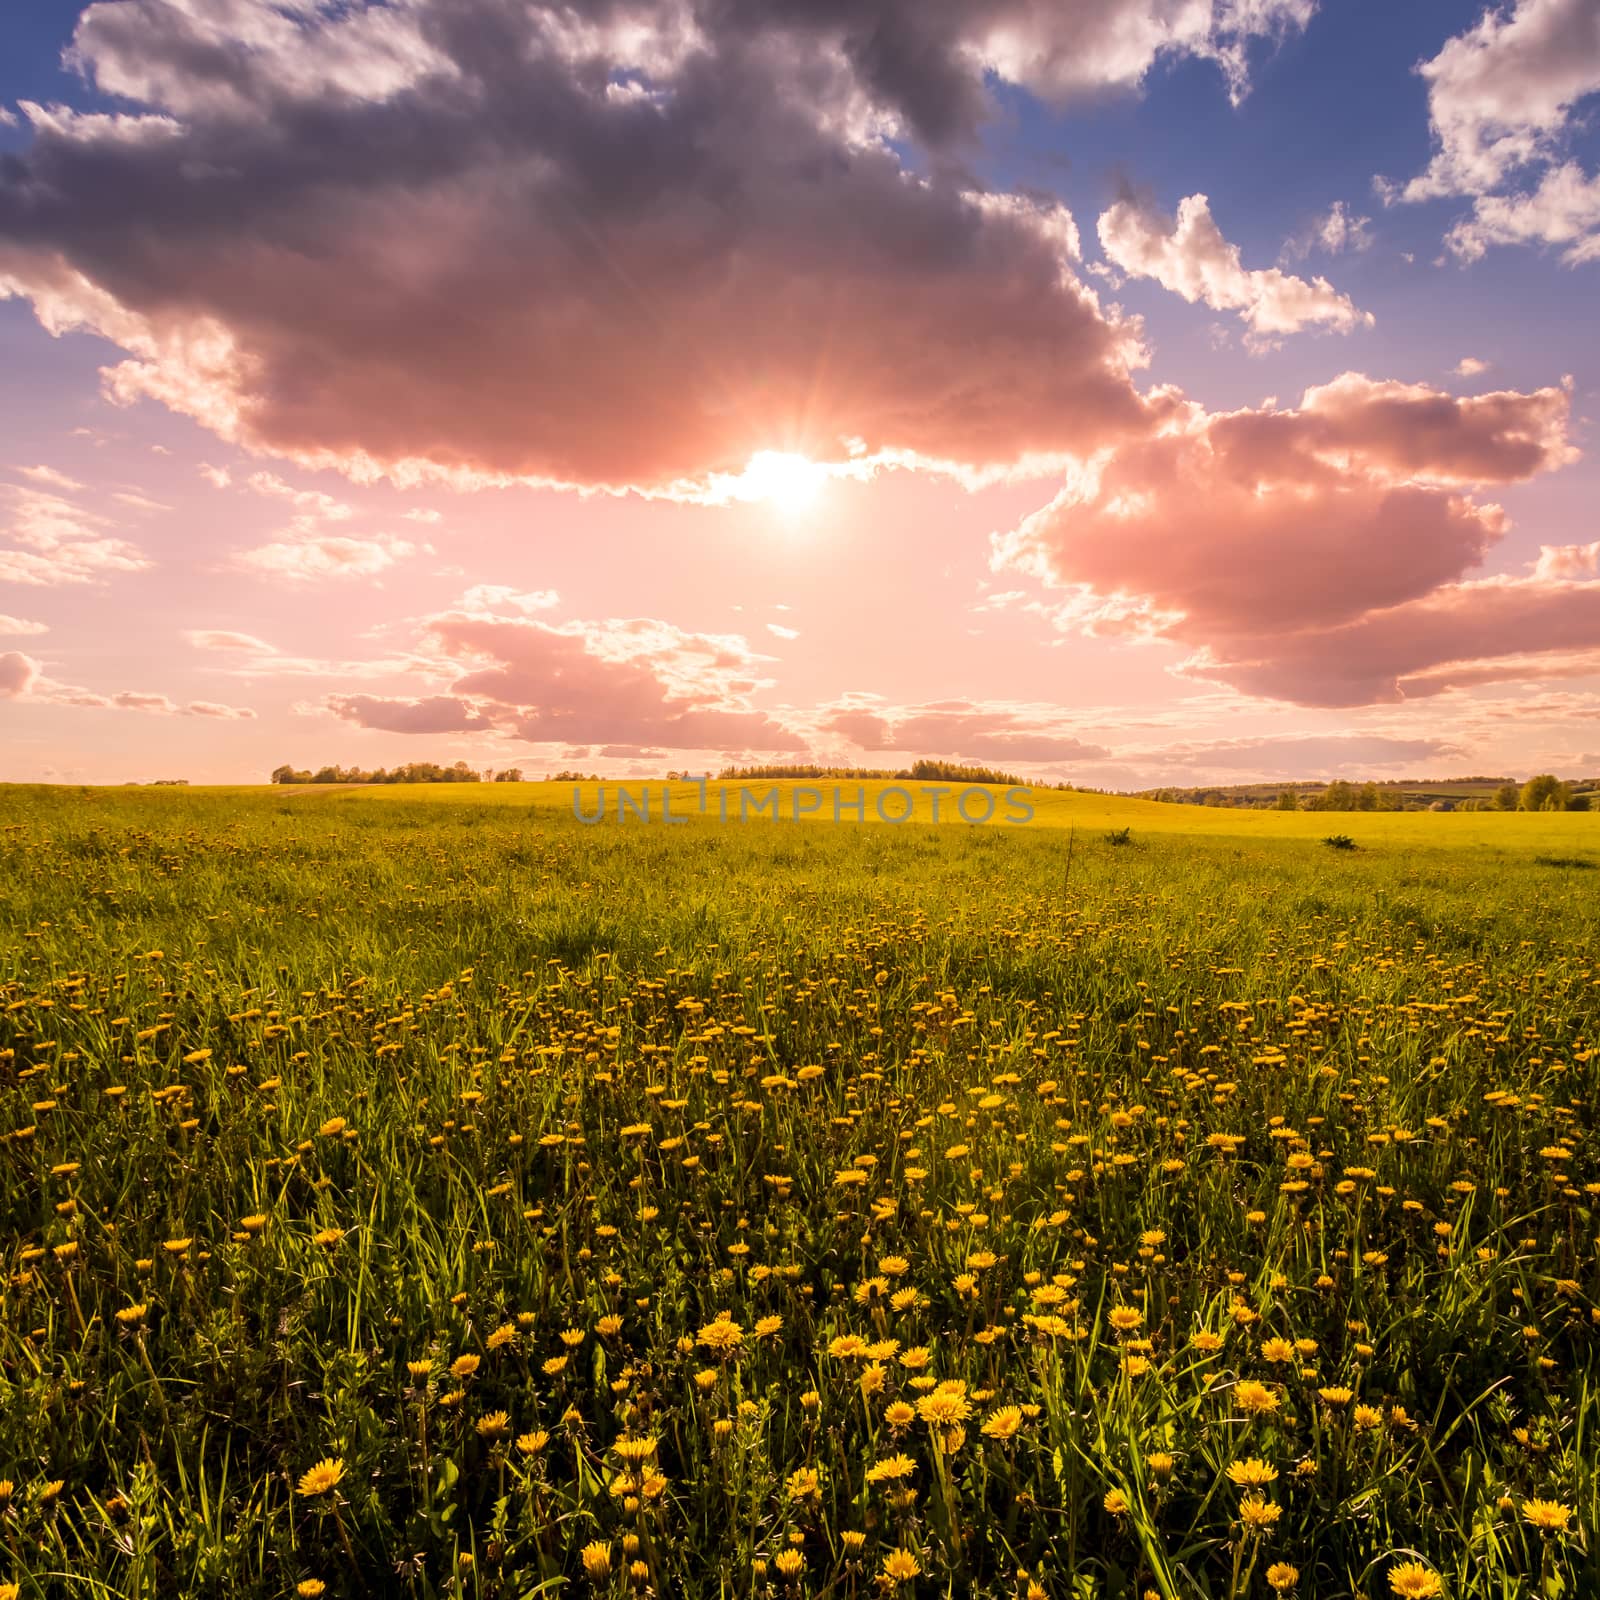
[[1098, 193, 1373, 343], [821, 697, 1110, 764], [1387, 0, 1600, 262], [2, 650, 254, 716], [0, 485, 151, 586], [1395, 0, 1600, 201], [766, 622, 801, 639], [1455, 356, 1489, 376], [184, 699, 257, 718], [0, 614, 48, 637], [457, 585, 560, 615], [1444, 161, 1600, 265], [0, 0, 1314, 495], [16, 465, 84, 491], [993, 374, 1583, 704], [1156, 733, 1459, 772], [0, 650, 41, 699], [1533, 541, 1600, 579], [235, 533, 413, 581], [1283, 200, 1373, 260], [326, 693, 491, 735], [1183, 573, 1600, 706], [184, 628, 276, 652], [199, 463, 232, 488], [326, 610, 805, 752]]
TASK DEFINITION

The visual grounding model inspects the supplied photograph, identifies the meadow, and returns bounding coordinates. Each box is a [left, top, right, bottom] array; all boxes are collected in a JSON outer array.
[[0, 782, 1596, 1600]]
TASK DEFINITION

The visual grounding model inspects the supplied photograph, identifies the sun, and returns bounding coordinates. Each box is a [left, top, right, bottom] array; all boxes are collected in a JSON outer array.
[[735, 450, 827, 516]]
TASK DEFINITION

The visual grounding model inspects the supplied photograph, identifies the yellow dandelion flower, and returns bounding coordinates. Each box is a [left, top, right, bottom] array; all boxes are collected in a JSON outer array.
[[880, 1549, 921, 1583], [1522, 1499, 1573, 1533], [1387, 1562, 1443, 1599], [296, 1458, 345, 1498]]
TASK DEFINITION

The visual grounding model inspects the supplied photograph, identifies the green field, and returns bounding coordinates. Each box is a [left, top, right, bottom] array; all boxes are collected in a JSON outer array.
[[0, 784, 1597, 1599]]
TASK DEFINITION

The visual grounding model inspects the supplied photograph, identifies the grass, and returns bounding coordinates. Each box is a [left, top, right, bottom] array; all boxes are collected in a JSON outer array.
[[0, 783, 1595, 1599]]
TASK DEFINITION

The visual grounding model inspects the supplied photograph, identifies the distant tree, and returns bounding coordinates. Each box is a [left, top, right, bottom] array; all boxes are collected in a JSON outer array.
[[1356, 782, 1380, 811], [1276, 789, 1298, 811], [1494, 783, 1520, 811], [494, 768, 524, 783], [1520, 773, 1570, 812], [1567, 792, 1590, 811]]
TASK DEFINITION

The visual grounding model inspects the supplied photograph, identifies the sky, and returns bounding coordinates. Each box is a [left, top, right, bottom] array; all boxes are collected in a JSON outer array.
[[2, 0, 1599, 788]]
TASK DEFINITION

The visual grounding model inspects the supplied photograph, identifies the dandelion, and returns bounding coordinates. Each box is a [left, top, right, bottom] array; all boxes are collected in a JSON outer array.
[[1239, 1495, 1281, 1532], [581, 1541, 613, 1579], [1522, 1498, 1573, 1533], [1234, 1380, 1280, 1415], [1387, 1562, 1443, 1599], [697, 1314, 745, 1356], [880, 1550, 920, 1583], [1226, 1458, 1279, 1489], [981, 1405, 1023, 1440], [1266, 1563, 1299, 1592], [296, 1458, 345, 1498]]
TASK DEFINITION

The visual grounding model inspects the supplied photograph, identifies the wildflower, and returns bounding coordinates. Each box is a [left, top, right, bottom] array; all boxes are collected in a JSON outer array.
[[1103, 1488, 1129, 1515], [297, 1583, 327, 1599], [296, 1458, 345, 1498], [581, 1542, 613, 1579], [865, 1454, 916, 1484], [916, 1385, 971, 1427], [1226, 1458, 1279, 1489], [1388, 1562, 1443, 1598], [881, 1550, 921, 1583], [1234, 1380, 1280, 1415], [1266, 1563, 1299, 1592], [1239, 1495, 1281, 1532], [697, 1314, 745, 1356], [451, 1354, 481, 1381], [982, 1406, 1023, 1440], [1522, 1499, 1573, 1533]]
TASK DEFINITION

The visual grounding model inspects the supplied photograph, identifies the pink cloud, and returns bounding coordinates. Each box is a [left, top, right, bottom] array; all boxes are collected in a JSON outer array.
[[0, 650, 41, 699], [1184, 574, 1600, 706], [320, 611, 803, 753], [235, 534, 413, 582], [821, 698, 1110, 764], [0, 486, 151, 587], [326, 694, 491, 735], [0, 0, 1188, 495], [994, 374, 1584, 703], [2, 653, 255, 717], [0, 614, 49, 637]]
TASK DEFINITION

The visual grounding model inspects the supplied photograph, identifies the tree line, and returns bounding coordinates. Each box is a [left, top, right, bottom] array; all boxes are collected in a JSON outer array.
[[712, 759, 1026, 787], [270, 762, 525, 784]]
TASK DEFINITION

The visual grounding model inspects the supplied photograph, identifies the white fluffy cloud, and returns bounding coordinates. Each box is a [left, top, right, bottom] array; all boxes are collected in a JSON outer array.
[[1098, 193, 1373, 343], [1389, 0, 1600, 263]]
